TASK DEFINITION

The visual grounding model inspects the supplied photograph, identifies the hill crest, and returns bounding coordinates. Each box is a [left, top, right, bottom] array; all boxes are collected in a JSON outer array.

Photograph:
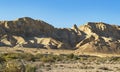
[[0, 17, 120, 54]]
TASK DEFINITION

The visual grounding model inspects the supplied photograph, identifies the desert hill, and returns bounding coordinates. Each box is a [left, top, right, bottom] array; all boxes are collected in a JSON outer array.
[[0, 17, 120, 54]]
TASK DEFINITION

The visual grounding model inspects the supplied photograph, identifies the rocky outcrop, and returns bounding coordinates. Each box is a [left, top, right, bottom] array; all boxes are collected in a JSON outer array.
[[0, 17, 120, 54], [0, 17, 72, 49], [75, 22, 120, 54], [0, 17, 54, 37]]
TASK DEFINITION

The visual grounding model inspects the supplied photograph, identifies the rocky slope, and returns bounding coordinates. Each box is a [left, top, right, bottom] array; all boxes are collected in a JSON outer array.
[[0, 17, 120, 54]]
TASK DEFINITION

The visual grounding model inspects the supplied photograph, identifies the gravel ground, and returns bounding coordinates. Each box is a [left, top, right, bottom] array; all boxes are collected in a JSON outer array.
[[33, 61, 120, 72]]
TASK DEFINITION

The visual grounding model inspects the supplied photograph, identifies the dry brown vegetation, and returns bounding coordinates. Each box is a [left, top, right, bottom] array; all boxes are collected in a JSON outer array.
[[0, 47, 120, 72]]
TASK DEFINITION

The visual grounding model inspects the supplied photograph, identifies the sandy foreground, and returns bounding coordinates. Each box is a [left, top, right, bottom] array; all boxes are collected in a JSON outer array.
[[0, 47, 74, 55], [0, 47, 120, 57], [0, 47, 120, 72], [34, 61, 120, 72]]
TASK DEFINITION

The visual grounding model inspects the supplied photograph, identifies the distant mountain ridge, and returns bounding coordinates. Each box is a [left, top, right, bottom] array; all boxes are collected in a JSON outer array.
[[0, 17, 120, 54]]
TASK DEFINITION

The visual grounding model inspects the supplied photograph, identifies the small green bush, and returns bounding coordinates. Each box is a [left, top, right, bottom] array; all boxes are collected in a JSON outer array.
[[25, 64, 36, 72], [35, 54, 63, 62], [109, 57, 120, 61], [40, 55, 55, 62], [3, 60, 25, 72], [66, 53, 74, 59], [22, 53, 35, 61], [1, 53, 24, 61], [0, 57, 6, 63]]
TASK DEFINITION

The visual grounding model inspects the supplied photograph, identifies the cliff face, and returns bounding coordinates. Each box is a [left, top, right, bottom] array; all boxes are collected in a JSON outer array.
[[76, 22, 120, 54], [0, 17, 120, 54]]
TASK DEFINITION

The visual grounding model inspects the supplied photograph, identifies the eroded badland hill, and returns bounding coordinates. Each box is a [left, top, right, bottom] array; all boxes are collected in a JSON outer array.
[[0, 17, 120, 54]]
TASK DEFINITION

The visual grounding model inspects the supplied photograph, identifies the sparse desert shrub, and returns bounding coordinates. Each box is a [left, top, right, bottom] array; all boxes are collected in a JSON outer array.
[[25, 64, 36, 72], [97, 57, 107, 63], [79, 57, 87, 61], [73, 55, 80, 60], [35, 53, 44, 59], [109, 57, 120, 62], [1, 53, 24, 61], [0, 52, 36, 62], [0, 57, 6, 63], [46, 67, 51, 71], [66, 53, 74, 59], [3, 60, 25, 72], [1, 60, 36, 72], [22, 53, 35, 61], [87, 56, 100, 62], [40, 55, 55, 62], [0, 57, 6, 71], [79, 65, 94, 69], [64, 53, 80, 61], [99, 67, 112, 71], [35, 54, 63, 62], [35, 53, 105, 62]]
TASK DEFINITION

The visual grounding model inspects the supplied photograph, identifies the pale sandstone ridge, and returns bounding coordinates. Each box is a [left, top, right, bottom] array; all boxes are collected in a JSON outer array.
[[76, 22, 120, 54], [0, 17, 120, 54]]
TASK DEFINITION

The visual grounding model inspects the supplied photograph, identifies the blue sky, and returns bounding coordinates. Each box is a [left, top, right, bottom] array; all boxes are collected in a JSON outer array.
[[0, 0, 120, 28]]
